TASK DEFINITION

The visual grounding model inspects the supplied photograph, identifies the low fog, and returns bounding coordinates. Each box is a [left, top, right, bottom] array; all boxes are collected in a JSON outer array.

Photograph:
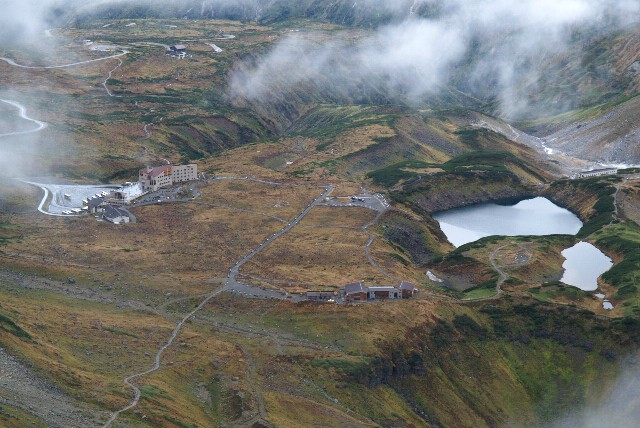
[[1, 0, 640, 178], [525, 357, 640, 428], [230, 0, 640, 119], [3, 0, 640, 119], [0, 94, 51, 178]]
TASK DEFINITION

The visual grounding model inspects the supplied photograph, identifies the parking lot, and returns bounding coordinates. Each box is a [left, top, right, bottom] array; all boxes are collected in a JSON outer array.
[[317, 193, 389, 212], [23, 181, 119, 216]]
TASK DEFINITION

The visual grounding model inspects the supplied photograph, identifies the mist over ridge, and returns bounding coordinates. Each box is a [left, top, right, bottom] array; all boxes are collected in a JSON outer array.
[[228, 0, 640, 120], [2, 0, 639, 120]]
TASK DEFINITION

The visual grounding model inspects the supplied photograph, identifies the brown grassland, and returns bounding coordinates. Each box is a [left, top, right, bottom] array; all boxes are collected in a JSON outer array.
[[1, 18, 638, 428]]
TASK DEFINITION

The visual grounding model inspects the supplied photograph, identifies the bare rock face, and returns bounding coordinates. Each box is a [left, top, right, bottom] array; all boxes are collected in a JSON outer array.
[[544, 96, 640, 166]]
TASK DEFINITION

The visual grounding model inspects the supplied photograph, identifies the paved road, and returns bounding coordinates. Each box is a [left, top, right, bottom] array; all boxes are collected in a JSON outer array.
[[0, 50, 129, 69], [0, 99, 47, 138], [22, 181, 117, 217], [318, 193, 389, 212]]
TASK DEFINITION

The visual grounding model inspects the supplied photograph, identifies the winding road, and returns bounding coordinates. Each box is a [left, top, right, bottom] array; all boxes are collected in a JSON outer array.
[[0, 99, 47, 138], [0, 50, 129, 69], [26, 184, 64, 217], [489, 244, 510, 297], [364, 211, 393, 281], [142, 123, 153, 139], [467, 242, 532, 301], [102, 58, 123, 97], [103, 186, 334, 427]]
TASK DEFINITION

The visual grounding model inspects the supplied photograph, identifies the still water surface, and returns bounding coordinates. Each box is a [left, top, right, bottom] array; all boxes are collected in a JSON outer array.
[[433, 197, 583, 247], [561, 242, 613, 291]]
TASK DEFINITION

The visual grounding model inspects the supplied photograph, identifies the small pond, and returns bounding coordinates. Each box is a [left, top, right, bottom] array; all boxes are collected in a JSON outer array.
[[433, 197, 583, 247], [560, 241, 613, 291]]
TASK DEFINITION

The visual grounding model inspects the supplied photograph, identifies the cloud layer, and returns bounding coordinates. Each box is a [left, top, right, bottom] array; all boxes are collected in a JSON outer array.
[[229, 0, 640, 119]]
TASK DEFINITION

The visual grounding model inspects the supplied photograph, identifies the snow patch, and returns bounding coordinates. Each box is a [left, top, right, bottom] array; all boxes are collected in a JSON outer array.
[[427, 271, 444, 283]]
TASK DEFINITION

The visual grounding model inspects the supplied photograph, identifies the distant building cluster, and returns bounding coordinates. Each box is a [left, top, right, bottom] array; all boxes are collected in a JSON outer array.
[[84, 191, 133, 224], [344, 281, 417, 302], [574, 168, 618, 179], [305, 281, 417, 303], [78, 162, 197, 224]]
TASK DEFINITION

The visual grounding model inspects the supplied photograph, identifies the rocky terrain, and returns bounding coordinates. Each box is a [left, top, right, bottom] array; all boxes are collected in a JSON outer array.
[[0, 346, 107, 427], [543, 96, 640, 165]]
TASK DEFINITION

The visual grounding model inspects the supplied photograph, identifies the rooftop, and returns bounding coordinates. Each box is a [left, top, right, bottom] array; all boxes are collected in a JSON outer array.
[[103, 205, 129, 220], [399, 281, 416, 291], [344, 281, 366, 294], [142, 165, 172, 178], [368, 286, 398, 292], [88, 196, 104, 208]]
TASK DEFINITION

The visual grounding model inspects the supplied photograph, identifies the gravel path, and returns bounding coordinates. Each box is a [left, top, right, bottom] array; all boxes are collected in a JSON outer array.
[[466, 242, 533, 302], [103, 186, 333, 427], [102, 58, 123, 97], [364, 211, 393, 281], [489, 244, 510, 296]]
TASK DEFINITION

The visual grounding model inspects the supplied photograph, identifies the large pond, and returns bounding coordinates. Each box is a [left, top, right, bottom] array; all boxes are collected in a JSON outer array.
[[433, 197, 583, 247], [561, 242, 613, 291]]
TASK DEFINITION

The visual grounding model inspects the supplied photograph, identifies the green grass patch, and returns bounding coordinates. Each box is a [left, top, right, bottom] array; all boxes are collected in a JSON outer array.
[[463, 288, 498, 300], [139, 384, 173, 404], [387, 252, 410, 266], [101, 167, 140, 183], [464, 276, 499, 293], [101, 326, 139, 338], [163, 416, 197, 428], [619, 167, 640, 174], [519, 94, 637, 129], [549, 178, 617, 238], [206, 378, 222, 425], [0, 310, 32, 341], [367, 151, 528, 187], [595, 223, 640, 290], [288, 104, 402, 143]]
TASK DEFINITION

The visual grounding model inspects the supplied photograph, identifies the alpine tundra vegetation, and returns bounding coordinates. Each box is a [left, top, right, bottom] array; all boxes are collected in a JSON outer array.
[[1, 1, 640, 427]]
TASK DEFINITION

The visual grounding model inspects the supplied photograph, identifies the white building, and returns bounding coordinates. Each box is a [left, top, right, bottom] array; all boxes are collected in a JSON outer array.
[[107, 182, 146, 206], [139, 163, 198, 192], [171, 164, 198, 184], [575, 168, 618, 179]]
